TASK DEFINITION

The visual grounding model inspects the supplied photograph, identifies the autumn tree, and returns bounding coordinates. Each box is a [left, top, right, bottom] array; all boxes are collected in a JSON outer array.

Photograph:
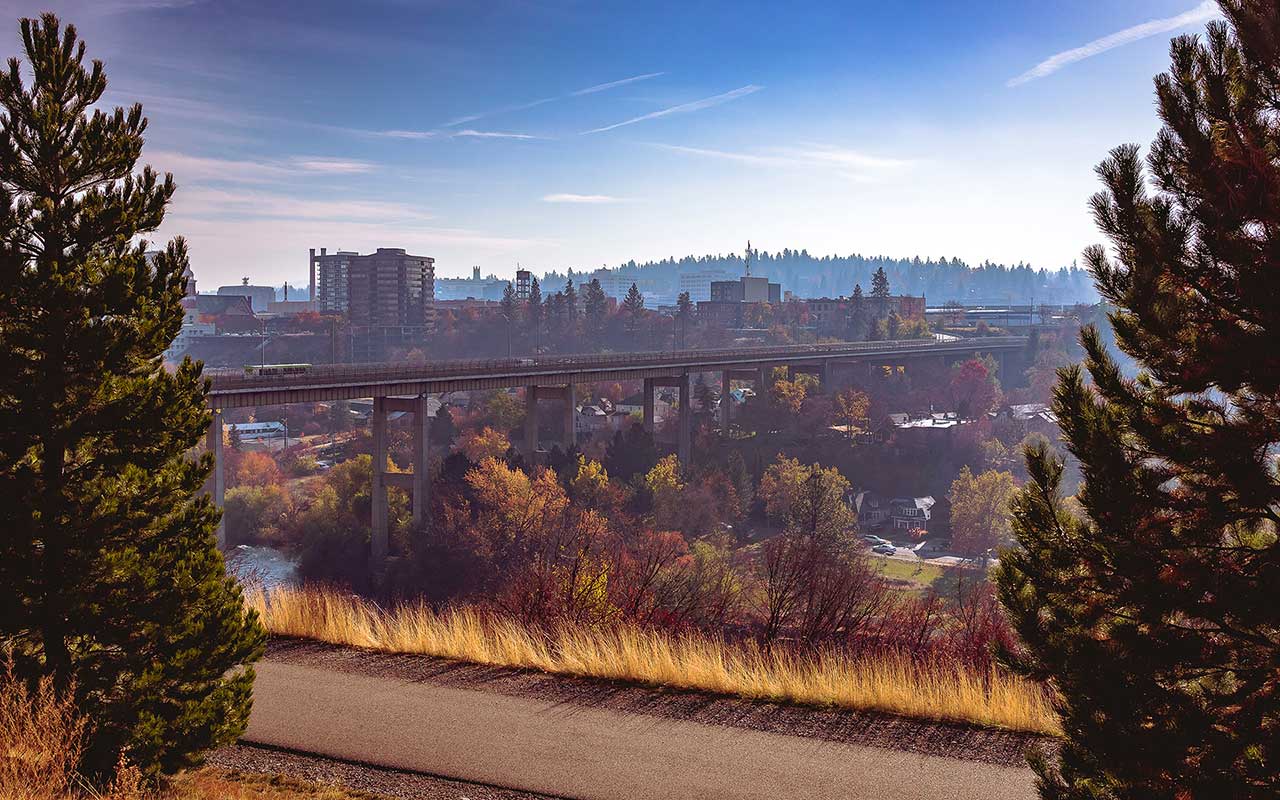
[[0, 16, 263, 779], [232, 450, 282, 487], [997, 6, 1280, 797], [460, 426, 511, 463], [947, 467, 1015, 559], [760, 466, 885, 646], [948, 356, 1001, 418], [757, 455, 810, 525], [466, 459, 613, 624], [832, 387, 871, 438]]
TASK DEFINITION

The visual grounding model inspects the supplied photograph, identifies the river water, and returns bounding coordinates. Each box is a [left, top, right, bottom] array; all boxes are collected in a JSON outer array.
[[225, 544, 299, 589]]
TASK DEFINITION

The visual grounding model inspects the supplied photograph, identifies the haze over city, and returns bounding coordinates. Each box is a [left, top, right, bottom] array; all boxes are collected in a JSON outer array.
[[4, 2, 1277, 800], [1, 0, 1223, 285]]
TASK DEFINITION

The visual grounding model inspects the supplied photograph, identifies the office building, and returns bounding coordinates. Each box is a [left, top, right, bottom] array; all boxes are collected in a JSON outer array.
[[678, 270, 731, 302]]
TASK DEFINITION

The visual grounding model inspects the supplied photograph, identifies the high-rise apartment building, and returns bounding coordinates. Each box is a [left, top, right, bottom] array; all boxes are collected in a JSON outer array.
[[347, 248, 434, 360], [310, 247, 358, 312], [346, 248, 435, 327]]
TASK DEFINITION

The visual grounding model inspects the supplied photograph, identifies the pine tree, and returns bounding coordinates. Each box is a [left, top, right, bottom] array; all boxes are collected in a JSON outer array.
[[623, 283, 644, 337], [623, 282, 644, 314], [563, 278, 577, 323], [996, 6, 1280, 797], [583, 278, 607, 346], [870, 267, 890, 299], [676, 291, 693, 349], [0, 15, 264, 779], [500, 281, 519, 323], [526, 276, 542, 350]]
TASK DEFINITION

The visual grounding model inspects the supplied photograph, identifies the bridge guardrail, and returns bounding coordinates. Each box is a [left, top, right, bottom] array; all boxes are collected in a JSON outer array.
[[205, 336, 1025, 394]]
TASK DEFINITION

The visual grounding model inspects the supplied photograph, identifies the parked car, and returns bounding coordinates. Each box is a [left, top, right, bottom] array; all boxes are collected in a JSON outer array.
[[862, 534, 890, 546], [872, 544, 897, 555]]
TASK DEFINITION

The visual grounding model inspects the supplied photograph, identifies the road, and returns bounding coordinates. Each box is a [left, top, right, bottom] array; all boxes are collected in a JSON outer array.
[[246, 660, 1036, 800]]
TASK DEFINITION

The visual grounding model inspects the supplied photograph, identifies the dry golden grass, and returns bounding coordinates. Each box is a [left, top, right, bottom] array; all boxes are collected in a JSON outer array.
[[0, 656, 378, 800], [166, 769, 380, 800], [0, 660, 144, 800], [246, 585, 1062, 736]]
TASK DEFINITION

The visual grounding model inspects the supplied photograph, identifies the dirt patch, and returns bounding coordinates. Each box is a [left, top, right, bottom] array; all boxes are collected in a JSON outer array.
[[210, 742, 560, 800], [264, 638, 1053, 768]]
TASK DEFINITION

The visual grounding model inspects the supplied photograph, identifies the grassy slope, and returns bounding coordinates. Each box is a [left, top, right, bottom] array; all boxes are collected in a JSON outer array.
[[246, 585, 1060, 736]]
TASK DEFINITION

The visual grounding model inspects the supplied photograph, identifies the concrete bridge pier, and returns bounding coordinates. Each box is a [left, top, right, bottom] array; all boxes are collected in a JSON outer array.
[[678, 372, 691, 466], [371, 396, 388, 567], [370, 393, 434, 574], [205, 409, 225, 550], [642, 378, 655, 434], [523, 384, 577, 458], [524, 386, 539, 456], [410, 394, 431, 528]]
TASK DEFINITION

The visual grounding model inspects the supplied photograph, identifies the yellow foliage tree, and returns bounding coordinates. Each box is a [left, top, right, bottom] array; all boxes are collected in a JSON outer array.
[[947, 466, 1016, 558], [461, 426, 511, 463], [643, 455, 684, 530]]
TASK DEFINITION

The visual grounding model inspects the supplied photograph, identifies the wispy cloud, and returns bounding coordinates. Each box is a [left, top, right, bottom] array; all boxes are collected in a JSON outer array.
[[444, 97, 557, 127], [145, 149, 378, 183], [781, 144, 911, 170], [443, 71, 665, 128], [542, 193, 621, 204], [582, 85, 762, 134], [1008, 1, 1222, 87], [650, 143, 785, 166], [172, 186, 435, 223], [453, 129, 543, 140], [372, 129, 438, 140], [571, 72, 666, 96], [651, 142, 911, 179], [289, 156, 377, 174]]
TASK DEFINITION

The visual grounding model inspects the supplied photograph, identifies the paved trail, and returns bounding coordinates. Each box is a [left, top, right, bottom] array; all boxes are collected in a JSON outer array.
[[246, 660, 1036, 800]]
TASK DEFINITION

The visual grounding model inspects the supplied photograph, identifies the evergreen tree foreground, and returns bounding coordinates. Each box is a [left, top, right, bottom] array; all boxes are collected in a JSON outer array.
[[996, 3, 1279, 797], [0, 15, 265, 780]]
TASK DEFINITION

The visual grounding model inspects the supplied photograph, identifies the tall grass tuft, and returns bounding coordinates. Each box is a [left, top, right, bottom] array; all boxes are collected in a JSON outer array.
[[0, 658, 144, 800], [247, 585, 1061, 736]]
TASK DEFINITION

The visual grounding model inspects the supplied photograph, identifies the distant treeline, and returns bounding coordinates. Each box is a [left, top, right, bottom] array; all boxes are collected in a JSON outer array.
[[546, 249, 1098, 305]]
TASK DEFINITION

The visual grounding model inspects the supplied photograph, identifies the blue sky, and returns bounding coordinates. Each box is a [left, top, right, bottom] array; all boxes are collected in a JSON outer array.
[[1, 0, 1223, 288]]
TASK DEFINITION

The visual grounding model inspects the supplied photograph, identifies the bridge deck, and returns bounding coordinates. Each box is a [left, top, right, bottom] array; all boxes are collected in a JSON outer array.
[[206, 336, 1025, 408]]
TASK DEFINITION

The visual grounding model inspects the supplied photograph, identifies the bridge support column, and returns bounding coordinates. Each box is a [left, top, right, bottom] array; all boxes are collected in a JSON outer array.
[[720, 371, 731, 435], [677, 372, 692, 467], [643, 378, 655, 434], [205, 409, 225, 550], [563, 384, 576, 450], [371, 396, 388, 569], [412, 393, 431, 530], [524, 386, 538, 456]]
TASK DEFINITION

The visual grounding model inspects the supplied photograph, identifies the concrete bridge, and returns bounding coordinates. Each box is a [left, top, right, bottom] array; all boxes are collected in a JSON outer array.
[[203, 336, 1026, 572]]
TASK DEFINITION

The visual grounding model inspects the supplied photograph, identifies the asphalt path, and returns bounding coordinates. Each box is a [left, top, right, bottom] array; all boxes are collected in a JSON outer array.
[[246, 660, 1036, 800]]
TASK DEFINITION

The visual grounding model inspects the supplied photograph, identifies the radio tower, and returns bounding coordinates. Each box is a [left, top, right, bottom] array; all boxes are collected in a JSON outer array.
[[744, 240, 752, 276]]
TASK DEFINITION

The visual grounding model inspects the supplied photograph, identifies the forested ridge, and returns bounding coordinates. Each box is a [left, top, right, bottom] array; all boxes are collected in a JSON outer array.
[[545, 249, 1098, 304]]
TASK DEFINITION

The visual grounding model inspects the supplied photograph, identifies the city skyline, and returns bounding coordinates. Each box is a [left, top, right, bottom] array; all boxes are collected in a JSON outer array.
[[6, 0, 1223, 287]]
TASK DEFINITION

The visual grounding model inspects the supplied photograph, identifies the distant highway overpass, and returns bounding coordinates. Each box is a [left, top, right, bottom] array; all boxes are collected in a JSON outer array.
[[202, 336, 1026, 575]]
